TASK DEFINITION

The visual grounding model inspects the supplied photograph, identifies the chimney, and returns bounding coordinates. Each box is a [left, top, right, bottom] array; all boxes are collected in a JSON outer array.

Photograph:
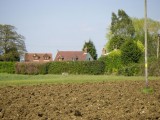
[[102, 48, 107, 56], [84, 47, 88, 54]]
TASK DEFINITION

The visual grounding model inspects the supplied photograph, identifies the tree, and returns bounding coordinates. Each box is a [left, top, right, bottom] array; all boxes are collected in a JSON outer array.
[[132, 18, 160, 58], [82, 39, 97, 60], [0, 24, 26, 61], [107, 35, 125, 51], [111, 10, 135, 37], [3, 47, 20, 61], [106, 9, 135, 51]]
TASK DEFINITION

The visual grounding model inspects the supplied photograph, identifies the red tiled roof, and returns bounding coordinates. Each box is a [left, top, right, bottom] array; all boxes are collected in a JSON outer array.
[[25, 53, 53, 62], [54, 51, 88, 61]]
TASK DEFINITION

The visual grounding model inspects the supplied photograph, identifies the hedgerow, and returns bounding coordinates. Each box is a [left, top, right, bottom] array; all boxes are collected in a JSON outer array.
[[2, 58, 159, 76], [0, 62, 15, 73], [15, 62, 48, 75], [47, 61, 105, 75], [14, 61, 105, 75]]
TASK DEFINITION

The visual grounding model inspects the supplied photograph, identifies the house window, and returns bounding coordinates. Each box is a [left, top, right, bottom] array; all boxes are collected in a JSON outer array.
[[33, 54, 40, 60]]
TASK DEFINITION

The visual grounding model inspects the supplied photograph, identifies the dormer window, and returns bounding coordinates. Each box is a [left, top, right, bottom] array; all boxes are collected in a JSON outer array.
[[43, 54, 50, 60], [33, 54, 40, 60]]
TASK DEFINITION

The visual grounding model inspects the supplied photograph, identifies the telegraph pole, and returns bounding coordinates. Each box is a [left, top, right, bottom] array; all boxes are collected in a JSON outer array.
[[157, 31, 160, 59], [144, 0, 148, 88], [157, 36, 159, 59]]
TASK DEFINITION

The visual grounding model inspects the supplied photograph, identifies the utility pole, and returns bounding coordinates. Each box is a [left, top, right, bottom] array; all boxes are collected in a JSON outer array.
[[157, 36, 159, 59], [144, 0, 148, 88], [157, 30, 160, 59]]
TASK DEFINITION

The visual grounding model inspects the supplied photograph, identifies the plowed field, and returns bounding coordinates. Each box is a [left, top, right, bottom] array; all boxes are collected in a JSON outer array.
[[0, 80, 160, 120]]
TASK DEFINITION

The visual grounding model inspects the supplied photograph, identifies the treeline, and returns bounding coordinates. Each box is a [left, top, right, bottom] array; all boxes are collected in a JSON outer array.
[[98, 9, 160, 76]]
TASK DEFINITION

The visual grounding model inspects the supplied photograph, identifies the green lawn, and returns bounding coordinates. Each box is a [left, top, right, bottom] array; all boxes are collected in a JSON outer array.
[[0, 73, 159, 86]]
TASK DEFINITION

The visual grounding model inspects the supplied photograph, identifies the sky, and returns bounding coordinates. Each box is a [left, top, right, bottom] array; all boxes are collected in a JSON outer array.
[[0, 0, 160, 59]]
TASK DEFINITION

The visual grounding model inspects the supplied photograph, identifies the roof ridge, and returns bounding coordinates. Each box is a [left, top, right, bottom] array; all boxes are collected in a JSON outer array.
[[58, 51, 84, 52], [26, 53, 52, 54]]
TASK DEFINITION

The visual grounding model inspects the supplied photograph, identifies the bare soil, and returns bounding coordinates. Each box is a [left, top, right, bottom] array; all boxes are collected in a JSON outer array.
[[0, 80, 160, 120]]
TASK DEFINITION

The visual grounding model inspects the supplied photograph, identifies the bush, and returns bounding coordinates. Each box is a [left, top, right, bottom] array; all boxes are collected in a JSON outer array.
[[98, 49, 122, 74], [121, 40, 144, 64], [119, 57, 160, 76], [148, 57, 160, 76], [0, 62, 15, 73], [118, 63, 144, 76], [48, 61, 105, 75], [15, 62, 48, 75]]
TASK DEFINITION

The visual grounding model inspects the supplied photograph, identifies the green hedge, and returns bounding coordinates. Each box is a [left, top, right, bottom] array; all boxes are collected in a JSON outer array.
[[0, 62, 15, 73], [15, 61, 105, 75], [1, 59, 160, 76], [15, 62, 48, 75], [48, 61, 105, 75]]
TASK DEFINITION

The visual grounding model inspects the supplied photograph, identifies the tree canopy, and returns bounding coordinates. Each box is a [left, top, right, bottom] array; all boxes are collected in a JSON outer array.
[[106, 9, 135, 51], [0, 24, 26, 61], [132, 18, 160, 57], [111, 10, 135, 37]]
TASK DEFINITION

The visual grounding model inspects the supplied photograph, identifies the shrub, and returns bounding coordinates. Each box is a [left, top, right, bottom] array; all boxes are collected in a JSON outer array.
[[15, 62, 48, 75], [98, 49, 122, 74], [148, 57, 160, 76], [121, 40, 144, 64], [118, 63, 144, 76], [48, 61, 105, 75], [0, 62, 15, 73], [119, 57, 160, 76]]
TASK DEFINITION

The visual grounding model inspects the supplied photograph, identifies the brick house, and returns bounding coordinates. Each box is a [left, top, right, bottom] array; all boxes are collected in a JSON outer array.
[[24, 53, 52, 62], [54, 48, 93, 61]]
